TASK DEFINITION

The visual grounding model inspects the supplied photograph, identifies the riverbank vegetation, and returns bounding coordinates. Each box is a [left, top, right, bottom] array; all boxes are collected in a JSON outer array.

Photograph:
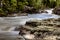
[[0, 0, 60, 16]]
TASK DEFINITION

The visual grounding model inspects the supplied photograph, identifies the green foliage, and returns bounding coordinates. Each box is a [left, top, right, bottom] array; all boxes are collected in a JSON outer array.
[[33, 0, 42, 9], [42, 0, 50, 7], [0, 8, 7, 16], [0, 0, 60, 16], [49, 0, 57, 8], [27, 0, 42, 9], [56, 0, 60, 7], [42, 0, 57, 8]]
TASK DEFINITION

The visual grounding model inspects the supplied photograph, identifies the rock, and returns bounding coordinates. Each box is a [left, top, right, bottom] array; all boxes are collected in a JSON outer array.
[[40, 10, 48, 13], [53, 7, 60, 15], [25, 21, 38, 27], [56, 36, 60, 40], [44, 36, 57, 40], [23, 34, 35, 40], [53, 29, 60, 35], [16, 18, 60, 40], [17, 36, 25, 40], [7, 13, 28, 17], [17, 13, 28, 16], [22, 6, 39, 13]]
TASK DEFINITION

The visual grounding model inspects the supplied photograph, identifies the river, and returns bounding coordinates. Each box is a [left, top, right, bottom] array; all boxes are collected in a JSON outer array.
[[0, 9, 60, 40]]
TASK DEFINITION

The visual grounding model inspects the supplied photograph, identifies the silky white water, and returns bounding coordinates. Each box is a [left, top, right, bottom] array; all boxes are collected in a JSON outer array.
[[0, 9, 60, 40]]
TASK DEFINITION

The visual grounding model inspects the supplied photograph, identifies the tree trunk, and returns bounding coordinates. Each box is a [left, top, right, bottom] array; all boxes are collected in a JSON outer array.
[[16, 0, 19, 12], [0, 0, 1, 8]]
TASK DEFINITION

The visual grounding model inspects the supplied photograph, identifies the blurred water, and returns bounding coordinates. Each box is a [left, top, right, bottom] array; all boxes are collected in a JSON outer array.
[[0, 9, 60, 31], [0, 9, 60, 40]]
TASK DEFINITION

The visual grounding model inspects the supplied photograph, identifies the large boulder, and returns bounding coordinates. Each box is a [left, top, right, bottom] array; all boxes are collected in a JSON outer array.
[[53, 7, 60, 15]]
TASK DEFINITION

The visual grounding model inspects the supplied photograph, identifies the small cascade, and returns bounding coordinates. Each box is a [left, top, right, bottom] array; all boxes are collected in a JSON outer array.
[[45, 9, 54, 14], [0, 8, 60, 40], [0, 9, 59, 32]]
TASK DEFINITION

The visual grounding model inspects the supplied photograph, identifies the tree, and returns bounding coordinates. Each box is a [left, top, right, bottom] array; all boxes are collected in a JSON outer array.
[[49, 0, 57, 8], [42, 0, 50, 7], [56, 0, 60, 7]]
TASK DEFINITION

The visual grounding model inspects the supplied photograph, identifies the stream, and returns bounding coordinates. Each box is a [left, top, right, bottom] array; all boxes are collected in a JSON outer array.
[[0, 9, 60, 40]]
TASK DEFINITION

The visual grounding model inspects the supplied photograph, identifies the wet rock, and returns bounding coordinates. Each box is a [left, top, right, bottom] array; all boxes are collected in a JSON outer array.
[[23, 34, 35, 40], [17, 13, 28, 16], [7, 13, 28, 17], [17, 18, 60, 40], [56, 36, 60, 40], [40, 10, 48, 13], [25, 21, 38, 27], [22, 6, 39, 13], [55, 25, 60, 27], [53, 29, 60, 36], [53, 7, 60, 15], [44, 36, 57, 40], [17, 36, 25, 40]]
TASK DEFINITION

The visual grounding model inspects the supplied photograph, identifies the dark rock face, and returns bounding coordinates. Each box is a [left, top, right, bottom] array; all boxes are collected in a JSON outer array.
[[53, 7, 60, 15], [25, 21, 38, 27]]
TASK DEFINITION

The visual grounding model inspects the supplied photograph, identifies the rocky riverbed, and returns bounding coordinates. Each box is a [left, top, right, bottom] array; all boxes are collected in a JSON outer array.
[[15, 18, 60, 40], [0, 9, 60, 40], [0, 17, 60, 40]]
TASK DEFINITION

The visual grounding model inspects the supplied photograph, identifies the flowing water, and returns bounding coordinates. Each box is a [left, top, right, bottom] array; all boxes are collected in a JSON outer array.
[[0, 9, 60, 40]]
